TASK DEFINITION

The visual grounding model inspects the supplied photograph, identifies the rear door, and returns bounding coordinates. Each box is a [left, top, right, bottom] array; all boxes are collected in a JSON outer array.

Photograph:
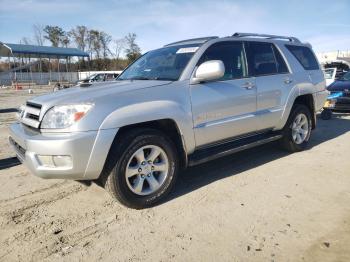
[[245, 41, 292, 130], [190, 41, 257, 147]]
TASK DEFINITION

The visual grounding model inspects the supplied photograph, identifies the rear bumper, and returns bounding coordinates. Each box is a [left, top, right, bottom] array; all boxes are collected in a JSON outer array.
[[8, 123, 118, 180]]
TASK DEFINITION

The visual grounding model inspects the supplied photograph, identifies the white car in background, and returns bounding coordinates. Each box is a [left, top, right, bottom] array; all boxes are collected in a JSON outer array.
[[323, 68, 336, 86], [78, 72, 122, 85]]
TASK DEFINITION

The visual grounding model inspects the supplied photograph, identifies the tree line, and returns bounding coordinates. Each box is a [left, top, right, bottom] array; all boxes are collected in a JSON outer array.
[[19, 24, 142, 70]]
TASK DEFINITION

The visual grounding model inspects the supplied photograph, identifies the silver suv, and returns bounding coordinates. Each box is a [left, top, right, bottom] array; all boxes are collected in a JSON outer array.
[[9, 33, 328, 209]]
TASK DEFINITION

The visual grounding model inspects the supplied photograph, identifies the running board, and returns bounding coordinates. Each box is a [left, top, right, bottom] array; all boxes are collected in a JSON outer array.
[[188, 132, 283, 166]]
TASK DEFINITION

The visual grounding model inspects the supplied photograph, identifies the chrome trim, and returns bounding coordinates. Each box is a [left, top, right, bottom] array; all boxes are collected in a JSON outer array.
[[21, 117, 40, 128], [195, 113, 255, 129], [25, 106, 40, 116]]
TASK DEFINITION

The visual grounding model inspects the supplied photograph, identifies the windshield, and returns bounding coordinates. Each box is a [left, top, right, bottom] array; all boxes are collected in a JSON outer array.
[[323, 69, 335, 79], [86, 74, 97, 80], [118, 44, 200, 81], [340, 71, 350, 81]]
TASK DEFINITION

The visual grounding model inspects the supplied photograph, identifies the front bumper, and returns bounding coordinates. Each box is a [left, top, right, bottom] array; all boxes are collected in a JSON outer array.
[[324, 92, 350, 112], [8, 123, 118, 180], [331, 97, 350, 112]]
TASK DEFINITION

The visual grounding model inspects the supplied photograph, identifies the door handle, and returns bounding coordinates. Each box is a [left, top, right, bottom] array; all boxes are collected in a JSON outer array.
[[284, 78, 293, 84], [241, 82, 255, 89]]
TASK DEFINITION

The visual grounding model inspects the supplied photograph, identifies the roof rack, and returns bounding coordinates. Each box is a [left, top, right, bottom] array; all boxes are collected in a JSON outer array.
[[232, 33, 301, 43], [164, 36, 218, 47]]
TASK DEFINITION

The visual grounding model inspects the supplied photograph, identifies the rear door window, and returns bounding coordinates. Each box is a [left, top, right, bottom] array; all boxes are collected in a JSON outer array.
[[245, 42, 279, 76], [272, 45, 289, 73], [246, 42, 290, 76], [286, 45, 319, 70]]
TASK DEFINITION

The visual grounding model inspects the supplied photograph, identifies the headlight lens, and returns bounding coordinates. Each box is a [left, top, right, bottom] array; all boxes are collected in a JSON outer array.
[[41, 104, 93, 129]]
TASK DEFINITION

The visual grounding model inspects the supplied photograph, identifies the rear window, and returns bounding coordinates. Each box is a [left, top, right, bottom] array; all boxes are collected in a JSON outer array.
[[286, 45, 319, 70]]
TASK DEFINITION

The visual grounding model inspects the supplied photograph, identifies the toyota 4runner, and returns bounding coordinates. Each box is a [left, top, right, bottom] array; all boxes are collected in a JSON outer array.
[[9, 33, 328, 209]]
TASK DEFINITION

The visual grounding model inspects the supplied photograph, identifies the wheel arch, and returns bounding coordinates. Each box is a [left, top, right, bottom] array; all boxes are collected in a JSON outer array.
[[278, 92, 316, 130], [107, 119, 188, 171], [293, 94, 316, 129]]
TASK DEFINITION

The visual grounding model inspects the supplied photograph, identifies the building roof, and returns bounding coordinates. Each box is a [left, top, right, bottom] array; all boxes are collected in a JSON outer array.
[[0, 42, 89, 58]]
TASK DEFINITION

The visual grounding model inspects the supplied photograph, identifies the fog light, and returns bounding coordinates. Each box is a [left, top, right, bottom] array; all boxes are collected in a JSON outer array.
[[53, 156, 72, 168], [37, 155, 72, 168], [37, 155, 55, 167]]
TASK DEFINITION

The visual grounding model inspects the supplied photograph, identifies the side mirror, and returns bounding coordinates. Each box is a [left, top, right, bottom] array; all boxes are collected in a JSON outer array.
[[191, 60, 225, 84]]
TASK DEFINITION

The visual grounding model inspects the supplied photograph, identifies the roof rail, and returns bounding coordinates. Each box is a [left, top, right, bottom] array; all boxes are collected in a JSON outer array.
[[164, 36, 218, 47], [232, 32, 301, 43]]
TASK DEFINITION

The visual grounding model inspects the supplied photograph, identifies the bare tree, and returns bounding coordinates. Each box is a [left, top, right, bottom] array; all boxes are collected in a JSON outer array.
[[33, 24, 45, 46], [69, 25, 88, 51], [113, 38, 126, 60], [100, 31, 112, 59], [44, 25, 65, 47], [125, 33, 141, 63], [61, 33, 70, 48], [20, 37, 32, 45], [89, 30, 102, 59]]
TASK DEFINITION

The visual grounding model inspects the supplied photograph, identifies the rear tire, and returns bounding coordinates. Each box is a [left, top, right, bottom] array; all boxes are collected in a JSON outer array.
[[280, 104, 312, 152], [101, 128, 179, 209]]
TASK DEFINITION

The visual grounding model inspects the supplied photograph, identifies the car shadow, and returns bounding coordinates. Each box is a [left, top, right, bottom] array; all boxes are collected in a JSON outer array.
[[0, 157, 21, 170], [163, 115, 350, 204], [0, 108, 18, 114]]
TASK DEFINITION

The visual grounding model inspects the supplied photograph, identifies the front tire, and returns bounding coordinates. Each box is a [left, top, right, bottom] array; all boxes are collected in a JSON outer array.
[[280, 104, 312, 152], [102, 128, 179, 209]]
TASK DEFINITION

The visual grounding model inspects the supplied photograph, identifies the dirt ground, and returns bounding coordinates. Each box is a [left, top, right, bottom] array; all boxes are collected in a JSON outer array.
[[0, 88, 349, 262]]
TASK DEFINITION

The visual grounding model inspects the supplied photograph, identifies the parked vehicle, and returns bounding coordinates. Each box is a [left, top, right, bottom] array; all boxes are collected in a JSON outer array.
[[78, 72, 120, 85], [323, 68, 337, 86], [321, 71, 350, 119], [9, 33, 327, 209]]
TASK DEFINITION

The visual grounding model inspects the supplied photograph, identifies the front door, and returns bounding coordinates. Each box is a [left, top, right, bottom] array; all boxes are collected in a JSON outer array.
[[190, 41, 257, 147]]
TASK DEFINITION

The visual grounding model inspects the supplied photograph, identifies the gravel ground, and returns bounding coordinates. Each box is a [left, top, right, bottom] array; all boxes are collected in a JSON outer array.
[[0, 87, 349, 262]]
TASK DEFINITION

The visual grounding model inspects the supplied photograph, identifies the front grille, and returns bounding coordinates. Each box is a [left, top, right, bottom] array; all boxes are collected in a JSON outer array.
[[21, 102, 42, 129], [26, 113, 39, 121], [334, 98, 350, 110], [26, 102, 42, 109], [343, 92, 350, 98]]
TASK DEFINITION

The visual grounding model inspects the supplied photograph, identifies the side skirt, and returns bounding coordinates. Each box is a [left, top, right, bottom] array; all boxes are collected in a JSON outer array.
[[188, 131, 282, 166]]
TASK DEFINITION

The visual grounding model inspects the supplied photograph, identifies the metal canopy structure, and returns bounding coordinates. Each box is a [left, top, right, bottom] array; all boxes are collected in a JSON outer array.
[[0, 42, 90, 87], [0, 42, 89, 59]]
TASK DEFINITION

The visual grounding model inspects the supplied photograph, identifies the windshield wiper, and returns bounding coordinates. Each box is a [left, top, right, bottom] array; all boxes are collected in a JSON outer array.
[[154, 77, 176, 81], [119, 76, 176, 81], [129, 76, 152, 80]]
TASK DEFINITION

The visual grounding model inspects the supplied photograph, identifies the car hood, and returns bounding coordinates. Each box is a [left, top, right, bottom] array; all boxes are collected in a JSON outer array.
[[29, 80, 172, 107], [327, 80, 350, 92]]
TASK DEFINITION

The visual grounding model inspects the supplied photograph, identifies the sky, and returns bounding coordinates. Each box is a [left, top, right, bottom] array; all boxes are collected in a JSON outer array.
[[0, 0, 350, 54]]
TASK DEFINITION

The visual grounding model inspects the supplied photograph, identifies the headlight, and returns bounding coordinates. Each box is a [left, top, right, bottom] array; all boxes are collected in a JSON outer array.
[[41, 104, 93, 129]]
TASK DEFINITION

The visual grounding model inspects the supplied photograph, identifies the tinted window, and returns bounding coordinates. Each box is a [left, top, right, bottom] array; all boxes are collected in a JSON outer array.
[[286, 45, 319, 70], [94, 74, 105, 81], [246, 42, 278, 76], [272, 45, 289, 73], [198, 41, 247, 80]]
